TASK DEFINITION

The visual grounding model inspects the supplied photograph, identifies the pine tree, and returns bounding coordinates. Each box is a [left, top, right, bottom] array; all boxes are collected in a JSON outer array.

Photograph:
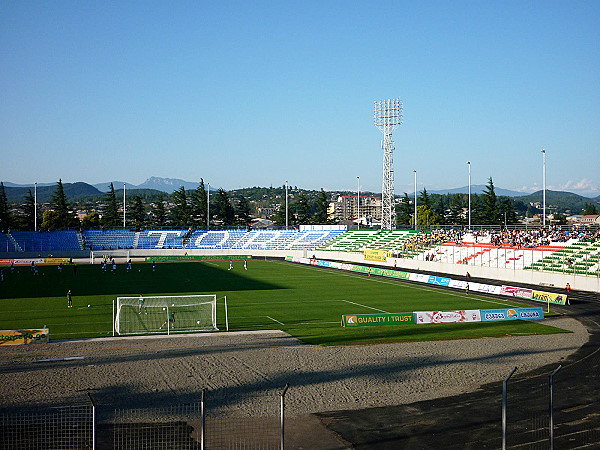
[[236, 195, 251, 227], [314, 189, 329, 224], [449, 194, 464, 225], [0, 182, 11, 233], [214, 188, 234, 225], [396, 193, 412, 225], [130, 196, 146, 229], [153, 196, 166, 227], [481, 177, 499, 225], [51, 179, 76, 229], [190, 179, 208, 227], [23, 189, 36, 230], [296, 192, 311, 224], [172, 186, 190, 227], [419, 188, 431, 209], [103, 183, 119, 228]]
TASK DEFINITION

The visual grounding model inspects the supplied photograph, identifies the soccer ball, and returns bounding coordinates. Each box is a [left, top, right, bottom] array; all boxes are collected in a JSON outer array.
[[138, 269, 141, 272], [171, 303, 175, 306], [162, 307, 166, 310], [197, 320, 201, 324], [87, 304, 91, 308]]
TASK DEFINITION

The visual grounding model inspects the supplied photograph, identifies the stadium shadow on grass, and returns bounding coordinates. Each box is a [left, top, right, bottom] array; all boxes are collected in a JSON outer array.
[[0, 262, 285, 299]]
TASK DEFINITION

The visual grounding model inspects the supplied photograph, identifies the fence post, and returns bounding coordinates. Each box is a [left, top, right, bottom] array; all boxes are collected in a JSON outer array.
[[87, 392, 96, 450], [502, 367, 517, 450], [549, 365, 562, 449], [201, 389, 205, 450], [281, 383, 289, 450]]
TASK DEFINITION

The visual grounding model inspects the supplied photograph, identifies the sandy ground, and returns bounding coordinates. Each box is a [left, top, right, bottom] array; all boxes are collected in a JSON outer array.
[[0, 317, 587, 419]]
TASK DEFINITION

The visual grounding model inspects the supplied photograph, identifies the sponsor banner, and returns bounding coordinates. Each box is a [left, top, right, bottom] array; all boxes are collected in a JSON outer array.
[[285, 256, 294, 262], [0, 329, 49, 345], [44, 257, 70, 264], [449, 279, 468, 290], [145, 255, 252, 262], [317, 260, 330, 268], [350, 265, 371, 274], [415, 310, 481, 324], [500, 285, 533, 299], [531, 290, 567, 306], [481, 307, 544, 322], [342, 313, 414, 327], [0, 259, 13, 266], [13, 258, 44, 265], [340, 263, 352, 271], [364, 249, 389, 262], [428, 276, 451, 287], [471, 283, 502, 295], [328, 261, 342, 269], [409, 273, 430, 283]]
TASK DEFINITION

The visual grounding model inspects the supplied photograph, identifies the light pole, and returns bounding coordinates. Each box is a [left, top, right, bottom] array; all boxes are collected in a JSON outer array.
[[123, 183, 126, 228], [207, 182, 210, 230], [541, 149, 546, 228], [34, 182, 37, 231], [413, 170, 417, 230], [357, 176, 360, 229], [467, 161, 471, 230], [285, 180, 288, 230]]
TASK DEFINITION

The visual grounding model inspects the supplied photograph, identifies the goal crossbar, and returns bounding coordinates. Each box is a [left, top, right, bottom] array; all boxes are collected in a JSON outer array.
[[115, 294, 218, 335]]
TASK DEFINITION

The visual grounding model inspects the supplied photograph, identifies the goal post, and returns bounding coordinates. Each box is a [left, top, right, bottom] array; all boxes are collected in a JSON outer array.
[[114, 294, 218, 335]]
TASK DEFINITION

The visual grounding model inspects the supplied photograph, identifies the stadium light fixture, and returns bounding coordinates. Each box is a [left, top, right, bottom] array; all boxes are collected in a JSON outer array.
[[467, 162, 471, 230], [541, 149, 546, 228], [374, 98, 402, 230], [414, 170, 417, 230]]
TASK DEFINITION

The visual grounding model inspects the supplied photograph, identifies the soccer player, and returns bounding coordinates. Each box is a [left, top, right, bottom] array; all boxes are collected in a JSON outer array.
[[160, 311, 175, 330], [244, 260, 247, 270], [228, 260, 233, 270], [138, 294, 147, 314], [67, 290, 72, 308], [152, 261, 156, 272], [112, 261, 117, 273], [58, 263, 63, 273]]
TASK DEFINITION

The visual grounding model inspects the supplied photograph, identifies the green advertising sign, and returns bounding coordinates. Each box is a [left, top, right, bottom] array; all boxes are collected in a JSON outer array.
[[342, 313, 414, 327]]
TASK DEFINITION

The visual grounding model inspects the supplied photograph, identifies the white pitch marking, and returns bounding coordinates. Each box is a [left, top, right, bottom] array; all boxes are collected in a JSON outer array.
[[340, 299, 390, 313], [266, 315, 284, 325]]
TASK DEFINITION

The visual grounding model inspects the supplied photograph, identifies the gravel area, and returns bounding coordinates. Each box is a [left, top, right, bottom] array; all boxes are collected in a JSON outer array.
[[0, 317, 588, 418]]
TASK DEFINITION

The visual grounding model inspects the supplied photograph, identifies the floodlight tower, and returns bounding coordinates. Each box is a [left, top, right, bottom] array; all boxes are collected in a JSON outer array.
[[374, 98, 403, 230]]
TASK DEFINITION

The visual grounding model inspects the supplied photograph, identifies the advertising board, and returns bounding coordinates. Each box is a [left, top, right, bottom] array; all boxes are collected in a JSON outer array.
[[364, 249, 389, 262], [531, 290, 567, 306], [500, 285, 533, 299], [415, 310, 481, 324], [342, 313, 414, 327], [0, 329, 49, 345]]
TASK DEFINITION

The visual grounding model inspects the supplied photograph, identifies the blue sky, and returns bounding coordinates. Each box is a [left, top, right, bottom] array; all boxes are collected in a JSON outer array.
[[1, 1, 599, 196]]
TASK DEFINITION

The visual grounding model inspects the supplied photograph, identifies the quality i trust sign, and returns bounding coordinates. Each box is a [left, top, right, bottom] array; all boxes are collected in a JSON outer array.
[[342, 313, 414, 327]]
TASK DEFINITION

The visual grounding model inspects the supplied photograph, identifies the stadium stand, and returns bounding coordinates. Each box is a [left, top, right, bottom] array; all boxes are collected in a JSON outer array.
[[136, 230, 186, 249], [82, 230, 136, 250], [10, 231, 81, 252], [0, 233, 21, 252]]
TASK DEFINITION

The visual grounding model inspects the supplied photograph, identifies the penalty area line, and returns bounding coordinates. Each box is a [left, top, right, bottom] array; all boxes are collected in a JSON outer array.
[[266, 315, 284, 325], [340, 299, 390, 314]]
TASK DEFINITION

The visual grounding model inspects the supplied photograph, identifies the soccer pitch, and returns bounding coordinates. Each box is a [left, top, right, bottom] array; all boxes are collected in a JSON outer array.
[[0, 259, 567, 345]]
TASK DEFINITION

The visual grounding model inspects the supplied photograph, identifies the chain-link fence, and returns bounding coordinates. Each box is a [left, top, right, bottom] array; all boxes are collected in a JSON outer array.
[[0, 404, 94, 450]]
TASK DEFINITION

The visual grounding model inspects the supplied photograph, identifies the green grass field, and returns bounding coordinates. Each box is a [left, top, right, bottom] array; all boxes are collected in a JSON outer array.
[[0, 259, 568, 345]]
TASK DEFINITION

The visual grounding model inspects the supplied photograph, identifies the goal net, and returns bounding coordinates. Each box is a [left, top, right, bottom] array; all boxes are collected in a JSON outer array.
[[115, 294, 218, 335]]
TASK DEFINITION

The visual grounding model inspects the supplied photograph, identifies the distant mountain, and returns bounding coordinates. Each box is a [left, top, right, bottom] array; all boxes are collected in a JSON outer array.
[[427, 185, 527, 197], [137, 176, 200, 193], [4, 182, 102, 203], [513, 190, 600, 213], [91, 177, 202, 193], [92, 181, 137, 192]]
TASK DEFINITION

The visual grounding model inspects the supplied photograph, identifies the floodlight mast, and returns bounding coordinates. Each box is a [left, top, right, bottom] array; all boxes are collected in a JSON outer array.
[[374, 98, 402, 230]]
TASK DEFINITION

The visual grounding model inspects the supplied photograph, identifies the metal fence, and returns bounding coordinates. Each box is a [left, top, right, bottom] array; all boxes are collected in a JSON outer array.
[[0, 404, 94, 450]]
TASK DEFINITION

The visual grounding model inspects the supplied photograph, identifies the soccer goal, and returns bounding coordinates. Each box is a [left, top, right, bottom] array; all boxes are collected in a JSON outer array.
[[114, 294, 218, 335]]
